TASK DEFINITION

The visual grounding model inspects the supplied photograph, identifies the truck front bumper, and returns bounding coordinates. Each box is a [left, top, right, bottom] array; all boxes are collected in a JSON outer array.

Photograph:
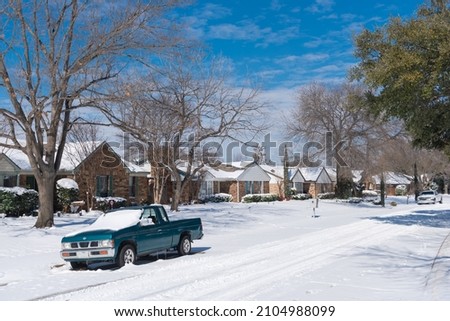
[[61, 248, 115, 261]]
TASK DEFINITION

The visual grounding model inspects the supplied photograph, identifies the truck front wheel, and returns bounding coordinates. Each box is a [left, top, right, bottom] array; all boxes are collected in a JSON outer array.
[[177, 235, 191, 256], [117, 244, 136, 267]]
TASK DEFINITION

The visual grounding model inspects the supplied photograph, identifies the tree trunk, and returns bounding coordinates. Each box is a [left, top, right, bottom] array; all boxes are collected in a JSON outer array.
[[380, 173, 385, 207], [414, 162, 420, 201], [335, 163, 353, 199], [170, 182, 182, 211], [34, 172, 56, 228]]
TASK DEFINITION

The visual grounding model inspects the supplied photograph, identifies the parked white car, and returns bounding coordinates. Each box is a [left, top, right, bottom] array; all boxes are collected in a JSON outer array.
[[417, 190, 443, 205]]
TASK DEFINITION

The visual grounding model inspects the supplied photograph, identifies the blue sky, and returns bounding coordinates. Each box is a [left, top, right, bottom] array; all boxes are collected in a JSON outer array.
[[181, 0, 426, 102]]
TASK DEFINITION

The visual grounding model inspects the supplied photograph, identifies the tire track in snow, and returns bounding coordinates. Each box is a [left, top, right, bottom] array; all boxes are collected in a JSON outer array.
[[137, 219, 413, 300], [41, 219, 414, 301]]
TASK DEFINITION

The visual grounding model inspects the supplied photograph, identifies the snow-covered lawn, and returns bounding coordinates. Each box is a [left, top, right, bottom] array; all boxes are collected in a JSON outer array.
[[1, 196, 450, 301]]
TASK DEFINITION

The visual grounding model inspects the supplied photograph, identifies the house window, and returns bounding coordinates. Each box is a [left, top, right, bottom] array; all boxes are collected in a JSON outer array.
[[26, 175, 37, 190], [96, 175, 113, 197], [1, 175, 17, 187], [294, 182, 303, 194], [200, 181, 213, 198], [206, 181, 213, 195], [245, 181, 254, 194], [129, 176, 138, 197]]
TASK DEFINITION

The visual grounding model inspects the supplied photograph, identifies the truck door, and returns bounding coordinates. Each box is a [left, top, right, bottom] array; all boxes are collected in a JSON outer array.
[[136, 207, 170, 254], [152, 206, 175, 249]]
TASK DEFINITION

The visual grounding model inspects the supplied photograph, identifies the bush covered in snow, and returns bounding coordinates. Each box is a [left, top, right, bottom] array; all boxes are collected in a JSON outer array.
[[395, 185, 407, 196], [0, 187, 38, 217], [202, 193, 233, 203], [291, 193, 312, 200], [362, 190, 379, 202], [94, 196, 127, 211], [242, 193, 279, 203], [317, 192, 335, 200], [56, 178, 79, 213]]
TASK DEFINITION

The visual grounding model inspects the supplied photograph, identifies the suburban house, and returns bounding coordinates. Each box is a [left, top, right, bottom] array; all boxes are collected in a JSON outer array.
[[199, 162, 336, 201], [362, 172, 412, 195], [73, 142, 151, 206], [0, 142, 152, 208], [0, 153, 23, 188], [200, 162, 271, 202], [299, 167, 334, 196], [1, 141, 415, 207]]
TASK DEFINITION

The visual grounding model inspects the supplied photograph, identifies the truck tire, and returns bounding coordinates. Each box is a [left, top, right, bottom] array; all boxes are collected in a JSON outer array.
[[177, 235, 191, 256], [70, 261, 87, 270], [117, 244, 136, 267]]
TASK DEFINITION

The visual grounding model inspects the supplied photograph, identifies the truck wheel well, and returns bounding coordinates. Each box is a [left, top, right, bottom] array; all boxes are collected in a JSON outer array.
[[118, 240, 136, 253], [180, 231, 191, 241]]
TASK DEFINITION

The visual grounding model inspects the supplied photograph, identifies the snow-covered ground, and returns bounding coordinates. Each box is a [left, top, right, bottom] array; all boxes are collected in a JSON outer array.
[[1, 195, 450, 301]]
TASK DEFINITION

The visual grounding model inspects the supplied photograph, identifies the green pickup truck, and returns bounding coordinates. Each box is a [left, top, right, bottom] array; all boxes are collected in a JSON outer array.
[[60, 205, 203, 269]]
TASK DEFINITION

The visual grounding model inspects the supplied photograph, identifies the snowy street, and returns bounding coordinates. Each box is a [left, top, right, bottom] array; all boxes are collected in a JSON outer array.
[[1, 196, 450, 301]]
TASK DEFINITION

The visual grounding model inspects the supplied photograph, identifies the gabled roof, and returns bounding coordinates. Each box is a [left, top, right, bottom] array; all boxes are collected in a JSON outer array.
[[324, 167, 364, 184], [203, 162, 271, 182], [237, 163, 271, 181], [0, 141, 97, 172], [299, 167, 333, 183], [74, 141, 150, 175], [203, 166, 244, 181], [0, 153, 21, 172], [290, 168, 306, 183]]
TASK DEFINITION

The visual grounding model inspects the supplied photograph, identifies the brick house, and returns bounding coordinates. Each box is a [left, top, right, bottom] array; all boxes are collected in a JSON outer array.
[[73, 142, 151, 207], [200, 163, 341, 201], [0, 142, 153, 208]]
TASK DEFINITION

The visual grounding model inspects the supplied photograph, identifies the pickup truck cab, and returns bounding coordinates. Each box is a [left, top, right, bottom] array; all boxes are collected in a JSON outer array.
[[60, 205, 203, 269]]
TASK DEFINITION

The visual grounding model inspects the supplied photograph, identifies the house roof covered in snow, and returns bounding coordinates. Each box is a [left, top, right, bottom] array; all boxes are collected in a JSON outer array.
[[372, 172, 412, 185], [324, 168, 364, 184], [0, 140, 151, 174]]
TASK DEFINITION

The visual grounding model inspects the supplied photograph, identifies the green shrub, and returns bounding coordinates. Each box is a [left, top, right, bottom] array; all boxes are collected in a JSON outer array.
[[94, 196, 127, 211], [202, 193, 233, 203], [317, 192, 335, 200], [395, 185, 407, 196], [0, 187, 38, 217], [292, 193, 312, 200], [242, 193, 279, 203], [56, 178, 80, 213]]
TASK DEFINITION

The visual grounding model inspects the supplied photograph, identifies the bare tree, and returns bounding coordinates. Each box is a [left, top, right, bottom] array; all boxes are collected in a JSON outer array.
[[65, 121, 104, 211], [285, 82, 384, 198], [0, 0, 189, 227], [66, 122, 103, 167], [103, 53, 267, 210]]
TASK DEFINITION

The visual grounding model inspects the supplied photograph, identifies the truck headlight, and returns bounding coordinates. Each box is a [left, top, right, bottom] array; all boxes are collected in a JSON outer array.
[[61, 242, 71, 250], [100, 239, 114, 248]]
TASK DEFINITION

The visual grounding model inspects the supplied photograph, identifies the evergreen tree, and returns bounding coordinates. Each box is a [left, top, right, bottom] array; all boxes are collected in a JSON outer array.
[[352, 0, 450, 156]]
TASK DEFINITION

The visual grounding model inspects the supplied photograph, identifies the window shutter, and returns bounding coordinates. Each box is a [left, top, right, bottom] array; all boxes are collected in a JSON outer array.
[[108, 175, 114, 196]]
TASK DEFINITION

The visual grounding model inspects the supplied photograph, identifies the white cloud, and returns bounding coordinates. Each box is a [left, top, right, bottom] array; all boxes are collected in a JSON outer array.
[[276, 53, 329, 65], [208, 22, 266, 41], [306, 0, 336, 13], [199, 3, 232, 20], [270, 0, 283, 11], [207, 21, 299, 47], [313, 64, 341, 73], [304, 37, 336, 48]]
